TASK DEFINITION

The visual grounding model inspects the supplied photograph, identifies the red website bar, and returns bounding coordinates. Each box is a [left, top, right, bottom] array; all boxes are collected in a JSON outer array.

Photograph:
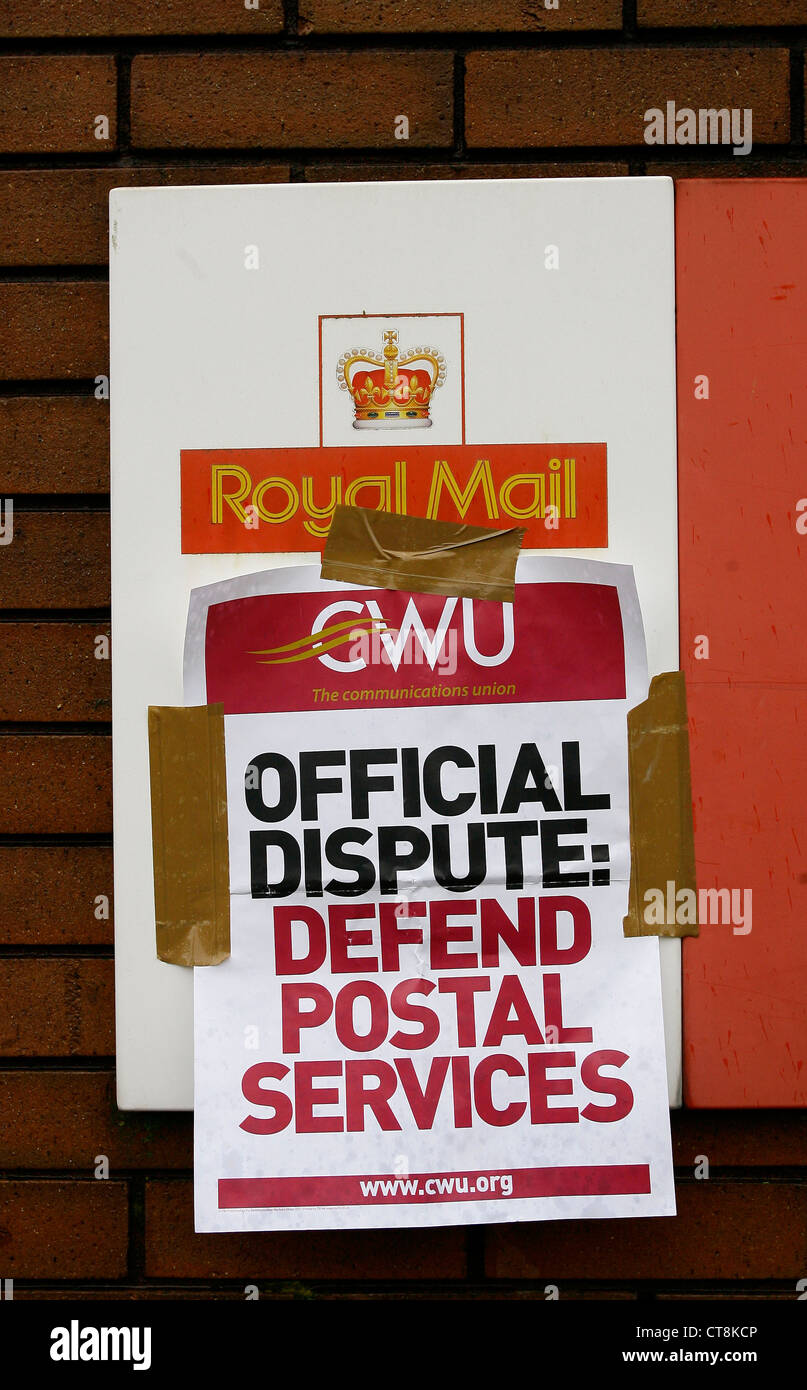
[[218, 1163, 650, 1208]]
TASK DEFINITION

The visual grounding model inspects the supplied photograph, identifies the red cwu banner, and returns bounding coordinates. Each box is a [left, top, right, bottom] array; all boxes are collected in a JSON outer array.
[[203, 582, 626, 715]]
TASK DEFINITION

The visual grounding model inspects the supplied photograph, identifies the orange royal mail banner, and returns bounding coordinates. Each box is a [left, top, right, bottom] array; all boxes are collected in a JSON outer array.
[[180, 443, 608, 554]]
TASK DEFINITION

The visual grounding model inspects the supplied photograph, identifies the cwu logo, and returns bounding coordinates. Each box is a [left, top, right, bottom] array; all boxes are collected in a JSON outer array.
[[249, 596, 514, 675]]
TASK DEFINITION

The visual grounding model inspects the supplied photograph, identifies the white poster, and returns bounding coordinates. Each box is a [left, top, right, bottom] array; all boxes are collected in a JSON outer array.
[[109, 176, 679, 1112], [187, 556, 675, 1231]]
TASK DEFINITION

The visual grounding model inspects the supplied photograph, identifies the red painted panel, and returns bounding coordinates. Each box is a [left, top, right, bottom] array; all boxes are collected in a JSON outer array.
[[677, 180, 807, 1106]]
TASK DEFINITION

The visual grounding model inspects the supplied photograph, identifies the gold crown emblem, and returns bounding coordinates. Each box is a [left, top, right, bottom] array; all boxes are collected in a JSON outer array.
[[337, 329, 446, 429]]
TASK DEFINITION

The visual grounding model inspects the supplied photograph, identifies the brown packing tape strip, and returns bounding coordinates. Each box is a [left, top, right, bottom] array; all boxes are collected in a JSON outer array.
[[148, 704, 230, 966], [623, 671, 699, 939], [321, 504, 525, 602]]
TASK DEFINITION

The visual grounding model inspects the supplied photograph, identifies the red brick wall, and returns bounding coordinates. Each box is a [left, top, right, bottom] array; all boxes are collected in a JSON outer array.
[[1, 2, 805, 1300]]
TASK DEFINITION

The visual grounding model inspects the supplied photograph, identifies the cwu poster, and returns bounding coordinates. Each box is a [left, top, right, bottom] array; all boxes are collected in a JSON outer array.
[[186, 556, 675, 1232]]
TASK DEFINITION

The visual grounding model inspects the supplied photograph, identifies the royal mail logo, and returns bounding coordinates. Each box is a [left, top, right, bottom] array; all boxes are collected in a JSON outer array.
[[324, 312, 462, 446], [179, 308, 607, 554], [337, 329, 446, 430], [182, 444, 606, 553]]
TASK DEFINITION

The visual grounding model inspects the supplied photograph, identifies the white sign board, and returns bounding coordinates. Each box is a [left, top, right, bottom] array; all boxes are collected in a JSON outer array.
[[109, 177, 680, 1111]]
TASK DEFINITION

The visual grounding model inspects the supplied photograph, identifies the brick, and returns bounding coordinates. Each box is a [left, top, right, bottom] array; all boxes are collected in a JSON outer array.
[[0, 623, 110, 721], [12, 1284, 631, 1298], [639, 0, 806, 24], [146, 1180, 466, 1279], [0, 512, 109, 609], [0, 166, 289, 268], [0, 284, 108, 379], [0, 1180, 127, 1278], [131, 52, 453, 149], [0, 399, 108, 493], [0, 735, 111, 834], [304, 160, 630, 180], [0, 57, 117, 154], [0, 847, 112, 946], [0, 1072, 191, 1168], [304, 0, 621, 31], [316, 1287, 636, 1298], [0, 959, 114, 1056], [465, 48, 790, 147], [672, 1111, 807, 1168], [486, 1182, 807, 1281], [657, 1291, 800, 1300], [644, 159, 807, 177], [0, 0, 283, 35], [18, 1286, 248, 1299]]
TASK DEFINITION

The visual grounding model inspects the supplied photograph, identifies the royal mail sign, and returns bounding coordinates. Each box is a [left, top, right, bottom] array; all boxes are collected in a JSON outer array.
[[181, 443, 608, 552]]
